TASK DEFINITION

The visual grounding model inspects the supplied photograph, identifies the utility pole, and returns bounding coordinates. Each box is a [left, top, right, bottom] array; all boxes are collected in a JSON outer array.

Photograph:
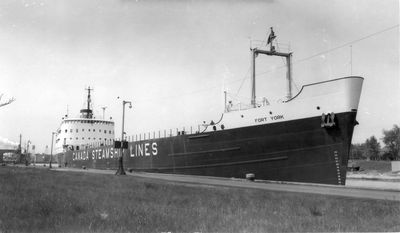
[[50, 132, 54, 169], [19, 134, 22, 154], [26, 140, 30, 166]]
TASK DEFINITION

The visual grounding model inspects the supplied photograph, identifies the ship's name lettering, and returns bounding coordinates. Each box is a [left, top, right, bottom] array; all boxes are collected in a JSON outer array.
[[271, 115, 284, 120], [254, 115, 284, 123], [72, 151, 89, 161], [72, 148, 120, 161], [92, 148, 120, 160], [255, 117, 268, 123], [130, 142, 158, 157]]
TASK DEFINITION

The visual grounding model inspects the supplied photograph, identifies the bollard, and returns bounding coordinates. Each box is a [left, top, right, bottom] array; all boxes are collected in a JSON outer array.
[[246, 173, 255, 181]]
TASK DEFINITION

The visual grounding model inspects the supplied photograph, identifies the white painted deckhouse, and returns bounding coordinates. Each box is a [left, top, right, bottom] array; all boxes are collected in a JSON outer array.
[[55, 87, 115, 154]]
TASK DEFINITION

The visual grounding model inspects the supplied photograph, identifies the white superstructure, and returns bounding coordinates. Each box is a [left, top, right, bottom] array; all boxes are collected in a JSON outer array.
[[55, 87, 115, 154]]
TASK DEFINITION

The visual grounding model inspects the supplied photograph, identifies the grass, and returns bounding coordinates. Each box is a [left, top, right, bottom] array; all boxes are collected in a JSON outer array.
[[0, 166, 399, 233]]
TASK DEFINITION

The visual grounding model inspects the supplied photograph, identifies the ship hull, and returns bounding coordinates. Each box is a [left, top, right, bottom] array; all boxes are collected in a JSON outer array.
[[63, 111, 357, 185]]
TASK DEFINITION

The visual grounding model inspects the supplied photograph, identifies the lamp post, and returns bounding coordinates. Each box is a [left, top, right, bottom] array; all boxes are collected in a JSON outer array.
[[115, 100, 132, 175], [50, 132, 55, 169]]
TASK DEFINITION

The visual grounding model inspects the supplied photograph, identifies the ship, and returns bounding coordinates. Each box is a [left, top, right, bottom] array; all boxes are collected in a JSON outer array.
[[59, 30, 364, 185], [55, 87, 115, 156]]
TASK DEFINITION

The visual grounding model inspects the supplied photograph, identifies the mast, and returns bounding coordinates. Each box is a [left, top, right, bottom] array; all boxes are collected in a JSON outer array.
[[250, 28, 293, 106], [102, 106, 107, 119], [286, 53, 293, 100], [80, 86, 94, 119], [86, 86, 92, 112], [251, 48, 257, 107], [224, 91, 227, 113]]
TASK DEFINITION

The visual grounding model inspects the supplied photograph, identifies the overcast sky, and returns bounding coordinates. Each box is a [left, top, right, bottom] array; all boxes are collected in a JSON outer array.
[[0, 0, 398, 153]]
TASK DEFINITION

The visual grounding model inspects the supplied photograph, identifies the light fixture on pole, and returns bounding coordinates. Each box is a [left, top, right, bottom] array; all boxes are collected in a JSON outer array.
[[115, 100, 132, 175]]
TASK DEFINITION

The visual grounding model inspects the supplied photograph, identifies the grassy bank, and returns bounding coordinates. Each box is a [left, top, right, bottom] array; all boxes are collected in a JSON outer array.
[[0, 167, 399, 232], [350, 159, 392, 173]]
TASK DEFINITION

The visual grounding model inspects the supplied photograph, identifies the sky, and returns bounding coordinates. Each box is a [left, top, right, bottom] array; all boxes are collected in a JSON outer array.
[[0, 0, 398, 153]]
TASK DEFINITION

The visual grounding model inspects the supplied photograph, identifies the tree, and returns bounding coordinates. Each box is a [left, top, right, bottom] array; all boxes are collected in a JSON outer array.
[[350, 143, 365, 160], [0, 94, 15, 108], [364, 136, 381, 160], [382, 125, 400, 160]]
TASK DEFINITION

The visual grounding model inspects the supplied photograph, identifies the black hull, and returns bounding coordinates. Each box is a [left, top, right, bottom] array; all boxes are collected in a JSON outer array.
[[62, 111, 357, 185]]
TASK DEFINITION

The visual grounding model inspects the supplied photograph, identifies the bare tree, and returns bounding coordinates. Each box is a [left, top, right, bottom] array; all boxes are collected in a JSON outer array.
[[0, 94, 15, 108]]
